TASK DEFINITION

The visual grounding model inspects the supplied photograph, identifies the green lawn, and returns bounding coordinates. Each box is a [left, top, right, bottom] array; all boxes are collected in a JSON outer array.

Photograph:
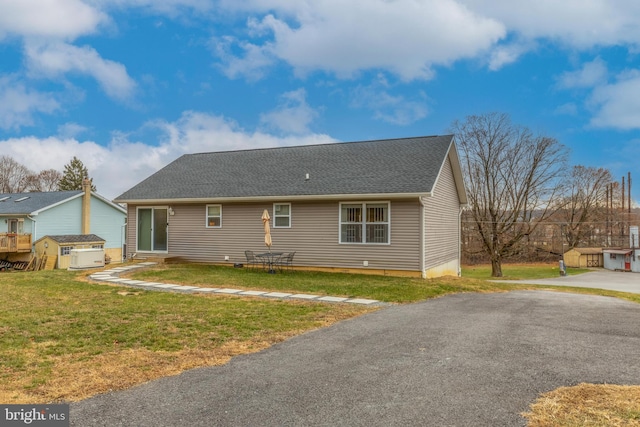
[[0, 269, 370, 403], [128, 264, 526, 303], [461, 264, 591, 280], [2, 263, 638, 407]]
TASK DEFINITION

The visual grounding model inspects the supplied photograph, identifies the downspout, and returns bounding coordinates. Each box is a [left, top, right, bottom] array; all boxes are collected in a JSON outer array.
[[121, 222, 127, 262], [458, 206, 463, 277], [419, 196, 427, 279]]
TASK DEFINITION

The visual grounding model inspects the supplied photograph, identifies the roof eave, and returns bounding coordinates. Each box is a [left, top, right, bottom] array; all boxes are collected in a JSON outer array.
[[114, 192, 434, 204]]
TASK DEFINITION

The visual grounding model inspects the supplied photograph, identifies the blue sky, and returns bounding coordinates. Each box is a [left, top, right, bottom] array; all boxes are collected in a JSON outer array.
[[1, 0, 640, 200]]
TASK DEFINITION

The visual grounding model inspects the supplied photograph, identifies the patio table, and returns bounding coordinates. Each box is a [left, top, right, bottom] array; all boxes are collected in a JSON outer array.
[[256, 252, 283, 273]]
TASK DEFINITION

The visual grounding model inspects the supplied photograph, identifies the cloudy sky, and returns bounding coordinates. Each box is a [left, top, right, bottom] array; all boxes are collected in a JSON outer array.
[[1, 0, 640, 200]]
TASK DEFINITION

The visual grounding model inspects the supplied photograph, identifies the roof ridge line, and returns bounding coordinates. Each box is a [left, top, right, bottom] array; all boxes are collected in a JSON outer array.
[[186, 134, 450, 157]]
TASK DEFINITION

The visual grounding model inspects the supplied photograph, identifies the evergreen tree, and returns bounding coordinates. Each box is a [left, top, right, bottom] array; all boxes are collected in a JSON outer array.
[[58, 157, 96, 191]]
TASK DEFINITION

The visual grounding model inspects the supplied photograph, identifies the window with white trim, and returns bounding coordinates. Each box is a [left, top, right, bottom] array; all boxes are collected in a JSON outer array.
[[340, 202, 389, 244], [206, 205, 222, 228], [273, 203, 291, 228], [61, 246, 73, 256]]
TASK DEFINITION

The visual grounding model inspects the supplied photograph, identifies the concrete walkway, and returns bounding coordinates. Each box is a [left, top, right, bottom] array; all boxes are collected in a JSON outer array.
[[88, 262, 386, 306]]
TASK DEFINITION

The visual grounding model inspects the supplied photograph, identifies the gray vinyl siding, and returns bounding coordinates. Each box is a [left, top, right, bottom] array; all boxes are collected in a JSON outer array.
[[423, 156, 461, 270], [126, 199, 422, 271], [125, 205, 135, 258]]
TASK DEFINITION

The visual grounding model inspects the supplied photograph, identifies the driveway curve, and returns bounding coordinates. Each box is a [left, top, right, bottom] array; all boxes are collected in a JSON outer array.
[[70, 291, 640, 426], [495, 269, 640, 294]]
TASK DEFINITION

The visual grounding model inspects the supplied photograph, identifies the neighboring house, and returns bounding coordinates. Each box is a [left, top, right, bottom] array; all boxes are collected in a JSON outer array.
[[114, 135, 468, 278], [0, 180, 126, 266], [563, 248, 603, 268]]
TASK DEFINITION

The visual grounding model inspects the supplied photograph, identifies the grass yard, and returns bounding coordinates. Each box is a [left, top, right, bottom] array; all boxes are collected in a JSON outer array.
[[127, 263, 528, 303], [0, 269, 373, 403], [1, 262, 639, 426], [523, 383, 640, 426], [461, 263, 590, 280]]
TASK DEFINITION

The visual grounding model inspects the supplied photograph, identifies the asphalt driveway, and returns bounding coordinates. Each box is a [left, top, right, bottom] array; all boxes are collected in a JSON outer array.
[[70, 291, 640, 426]]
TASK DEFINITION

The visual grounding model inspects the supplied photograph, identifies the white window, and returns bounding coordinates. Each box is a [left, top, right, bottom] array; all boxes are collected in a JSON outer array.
[[61, 246, 72, 256], [340, 202, 390, 244], [92, 244, 104, 249], [206, 205, 222, 228], [273, 203, 291, 228]]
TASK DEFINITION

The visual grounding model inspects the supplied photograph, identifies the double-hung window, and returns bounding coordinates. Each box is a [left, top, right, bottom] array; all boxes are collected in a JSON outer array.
[[206, 205, 222, 228], [340, 202, 389, 244], [273, 203, 291, 228]]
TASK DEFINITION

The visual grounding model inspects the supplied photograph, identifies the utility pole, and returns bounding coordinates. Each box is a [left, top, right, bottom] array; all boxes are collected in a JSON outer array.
[[622, 176, 626, 243], [622, 176, 625, 214], [629, 171, 632, 213], [606, 184, 610, 246]]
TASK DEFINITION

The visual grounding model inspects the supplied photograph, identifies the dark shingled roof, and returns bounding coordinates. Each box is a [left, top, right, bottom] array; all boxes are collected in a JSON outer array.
[[115, 135, 456, 201], [45, 234, 105, 244], [0, 191, 82, 215]]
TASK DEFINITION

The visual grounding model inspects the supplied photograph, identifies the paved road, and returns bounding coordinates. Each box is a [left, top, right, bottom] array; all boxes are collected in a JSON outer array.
[[495, 269, 640, 294], [70, 291, 640, 427]]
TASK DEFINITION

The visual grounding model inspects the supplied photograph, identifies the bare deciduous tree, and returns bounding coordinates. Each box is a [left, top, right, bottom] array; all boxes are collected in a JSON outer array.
[[0, 155, 34, 193], [452, 112, 569, 277], [555, 166, 612, 248], [24, 169, 63, 192]]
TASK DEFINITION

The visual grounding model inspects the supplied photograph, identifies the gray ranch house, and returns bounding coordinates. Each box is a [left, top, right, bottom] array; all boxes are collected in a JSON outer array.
[[114, 135, 468, 278]]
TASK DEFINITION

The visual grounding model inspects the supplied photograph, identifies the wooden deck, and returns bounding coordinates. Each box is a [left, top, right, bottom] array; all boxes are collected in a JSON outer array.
[[0, 233, 32, 253]]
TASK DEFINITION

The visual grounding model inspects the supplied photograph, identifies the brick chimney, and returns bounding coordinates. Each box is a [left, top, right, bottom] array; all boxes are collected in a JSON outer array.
[[82, 177, 91, 234]]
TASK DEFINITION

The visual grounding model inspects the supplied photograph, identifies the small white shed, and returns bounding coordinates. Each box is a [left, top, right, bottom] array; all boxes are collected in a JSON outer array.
[[603, 249, 631, 271]]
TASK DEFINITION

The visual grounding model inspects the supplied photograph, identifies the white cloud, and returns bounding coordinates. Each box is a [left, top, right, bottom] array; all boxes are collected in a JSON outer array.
[[459, 0, 640, 49], [553, 58, 640, 130], [557, 58, 608, 89], [0, 0, 106, 40], [0, 111, 336, 199], [152, 110, 335, 153], [350, 77, 429, 125], [216, 1, 640, 79], [589, 70, 640, 130], [487, 41, 532, 71], [217, 0, 505, 81], [0, 75, 59, 130], [553, 103, 578, 117], [212, 36, 276, 81], [57, 122, 89, 138], [259, 89, 319, 134], [25, 41, 136, 101]]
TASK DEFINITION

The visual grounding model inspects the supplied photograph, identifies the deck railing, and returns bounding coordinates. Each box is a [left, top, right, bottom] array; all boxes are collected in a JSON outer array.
[[0, 233, 32, 253]]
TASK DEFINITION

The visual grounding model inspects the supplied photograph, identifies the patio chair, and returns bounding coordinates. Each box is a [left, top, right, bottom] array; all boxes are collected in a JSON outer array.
[[277, 252, 295, 272], [244, 250, 263, 270]]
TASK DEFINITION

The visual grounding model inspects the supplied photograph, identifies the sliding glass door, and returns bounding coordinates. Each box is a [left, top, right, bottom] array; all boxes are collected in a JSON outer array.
[[137, 208, 168, 252]]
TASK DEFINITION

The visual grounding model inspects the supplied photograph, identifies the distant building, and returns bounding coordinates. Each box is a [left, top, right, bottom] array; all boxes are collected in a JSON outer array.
[[0, 180, 126, 266], [563, 247, 603, 268]]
